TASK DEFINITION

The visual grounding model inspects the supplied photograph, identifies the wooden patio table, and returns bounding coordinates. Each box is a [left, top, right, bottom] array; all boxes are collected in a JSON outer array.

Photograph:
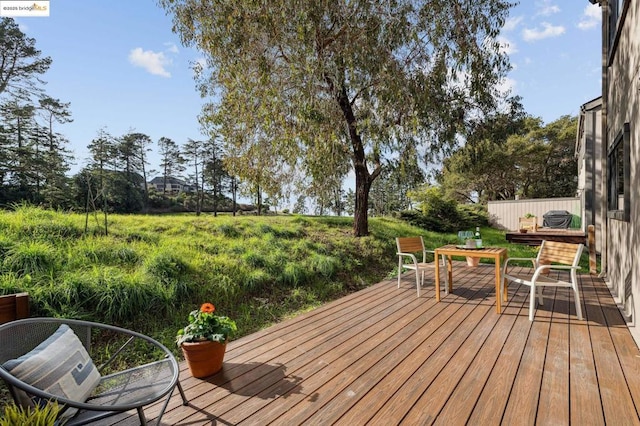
[[434, 245, 508, 313]]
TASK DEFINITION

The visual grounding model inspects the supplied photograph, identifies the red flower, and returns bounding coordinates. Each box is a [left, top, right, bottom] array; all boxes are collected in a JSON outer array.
[[200, 303, 215, 313]]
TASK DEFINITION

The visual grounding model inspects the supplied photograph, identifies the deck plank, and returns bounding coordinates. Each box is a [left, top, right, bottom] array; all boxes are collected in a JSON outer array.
[[102, 262, 640, 426]]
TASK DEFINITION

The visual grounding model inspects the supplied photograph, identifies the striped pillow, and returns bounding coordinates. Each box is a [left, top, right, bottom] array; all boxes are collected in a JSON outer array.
[[3, 324, 101, 417]]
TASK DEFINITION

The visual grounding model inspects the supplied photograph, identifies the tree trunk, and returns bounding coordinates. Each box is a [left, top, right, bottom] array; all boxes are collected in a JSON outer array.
[[353, 164, 371, 236]]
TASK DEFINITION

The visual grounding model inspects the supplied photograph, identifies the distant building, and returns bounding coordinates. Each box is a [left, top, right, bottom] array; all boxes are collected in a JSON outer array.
[[148, 176, 197, 193]]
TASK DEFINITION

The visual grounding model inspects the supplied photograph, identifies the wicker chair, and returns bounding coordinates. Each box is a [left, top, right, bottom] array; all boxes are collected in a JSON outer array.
[[0, 318, 188, 425]]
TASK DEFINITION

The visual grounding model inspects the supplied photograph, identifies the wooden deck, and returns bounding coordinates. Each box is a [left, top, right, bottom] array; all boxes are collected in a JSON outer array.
[[505, 228, 587, 246], [106, 263, 640, 425]]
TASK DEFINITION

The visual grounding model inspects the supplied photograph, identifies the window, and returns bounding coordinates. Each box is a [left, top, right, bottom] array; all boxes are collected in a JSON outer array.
[[608, 0, 630, 62], [607, 123, 630, 221]]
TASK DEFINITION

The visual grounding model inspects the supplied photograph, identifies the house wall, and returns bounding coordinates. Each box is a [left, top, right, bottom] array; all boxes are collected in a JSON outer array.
[[605, 0, 639, 339], [487, 198, 581, 231], [576, 98, 603, 253]]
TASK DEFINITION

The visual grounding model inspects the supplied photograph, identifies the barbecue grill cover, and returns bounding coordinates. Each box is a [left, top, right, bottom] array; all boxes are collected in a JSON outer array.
[[542, 210, 572, 229]]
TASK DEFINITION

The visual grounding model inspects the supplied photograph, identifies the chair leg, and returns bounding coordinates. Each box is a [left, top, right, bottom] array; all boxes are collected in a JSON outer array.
[[529, 285, 536, 321], [177, 380, 188, 405], [537, 286, 544, 305], [137, 406, 147, 426], [573, 286, 583, 320], [415, 268, 420, 297]]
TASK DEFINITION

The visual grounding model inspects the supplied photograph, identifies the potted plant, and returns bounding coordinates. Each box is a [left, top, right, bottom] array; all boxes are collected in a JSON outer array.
[[176, 303, 237, 378]]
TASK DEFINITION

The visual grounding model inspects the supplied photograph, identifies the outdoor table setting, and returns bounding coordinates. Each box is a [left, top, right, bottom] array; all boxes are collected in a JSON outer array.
[[434, 231, 508, 314]]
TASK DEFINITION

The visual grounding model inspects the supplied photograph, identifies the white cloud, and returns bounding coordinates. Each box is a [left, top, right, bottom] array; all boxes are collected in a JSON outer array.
[[164, 42, 179, 54], [128, 48, 172, 77], [535, 0, 561, 16], [497, 36, 518, 55], [578, 4, 601, 30], [522, 22, 565, 42], [502, 16, 523, 33]]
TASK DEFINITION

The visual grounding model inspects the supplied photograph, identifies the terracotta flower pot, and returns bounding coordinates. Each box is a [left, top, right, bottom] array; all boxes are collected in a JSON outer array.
[[181, 340, 227, 378], [466, 257, 480, 267]]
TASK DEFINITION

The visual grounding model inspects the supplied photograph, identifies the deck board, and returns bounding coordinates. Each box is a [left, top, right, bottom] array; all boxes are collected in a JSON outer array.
[[105, 262, 640, 426]]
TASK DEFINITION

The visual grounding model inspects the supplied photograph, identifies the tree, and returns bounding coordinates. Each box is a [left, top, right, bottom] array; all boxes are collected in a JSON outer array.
[[438, 98, 530, 202], [510, 115, 578, 198], [86, 129, 116, 233], [120, 132, 153, 210], [202, 135, 231, 216], [183, 139, 204, 215], [160, 0, 513, 236], [37, 97, 74, 208], [157, 137, 185, 195], [440, 113, 578, 202], [0, 18, 52, 97]]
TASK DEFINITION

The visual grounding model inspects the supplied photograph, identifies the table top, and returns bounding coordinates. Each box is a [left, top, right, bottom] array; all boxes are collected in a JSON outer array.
[[435, 245, 507, 256]]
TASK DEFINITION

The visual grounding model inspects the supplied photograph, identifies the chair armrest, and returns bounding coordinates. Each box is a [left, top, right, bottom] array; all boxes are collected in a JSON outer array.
[[503, 257, 536, 274], [535, 264, 581, 272], [397, 252, 419, 265], [422, 250, 444, 265], [530, 264, 581, 282]]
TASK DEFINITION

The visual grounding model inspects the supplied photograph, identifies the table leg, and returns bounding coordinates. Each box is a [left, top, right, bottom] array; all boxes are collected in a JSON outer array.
[[435, 251, 441, 301], [447, 256, 453, 293], [495, 256, 501, 314], [502, 253, 508, 303]]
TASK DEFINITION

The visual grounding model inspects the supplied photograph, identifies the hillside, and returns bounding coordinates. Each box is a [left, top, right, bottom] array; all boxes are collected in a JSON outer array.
[[0, 206, 456, 351]]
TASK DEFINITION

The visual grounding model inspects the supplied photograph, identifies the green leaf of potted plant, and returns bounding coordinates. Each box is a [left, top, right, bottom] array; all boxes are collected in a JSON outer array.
[[177, 303, 237, 378]]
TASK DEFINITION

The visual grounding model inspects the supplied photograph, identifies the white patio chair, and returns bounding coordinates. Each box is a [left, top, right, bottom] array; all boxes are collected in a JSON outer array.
[[396, 236, 442, 297], [501, 240, 584, 321]]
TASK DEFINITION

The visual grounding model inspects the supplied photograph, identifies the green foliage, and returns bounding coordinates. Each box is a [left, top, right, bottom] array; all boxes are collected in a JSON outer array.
[[3, 241, 58, 277], [144, 250, 190, 284], [176, 303, 237, 345], [400, 185, 488, 233], [440, 111, 579, 202], [0, 402, 59, 426]]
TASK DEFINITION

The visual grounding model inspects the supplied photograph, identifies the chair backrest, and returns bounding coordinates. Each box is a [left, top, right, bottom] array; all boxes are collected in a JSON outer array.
[[537, 240, 583, 266], [396, 236, 425, 254], [0, 293, 29, 325], [519, 216, 537, 231]]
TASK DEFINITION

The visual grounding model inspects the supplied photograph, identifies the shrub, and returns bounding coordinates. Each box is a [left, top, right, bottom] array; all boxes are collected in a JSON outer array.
[[144, 251, 189, 284], [0, 402, 60, 426], [456, 204, 489, 228], [3, 241, 58, 277]]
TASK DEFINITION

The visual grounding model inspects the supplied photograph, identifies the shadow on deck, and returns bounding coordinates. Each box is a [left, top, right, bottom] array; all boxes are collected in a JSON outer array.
[[105, 262, 640, 425]]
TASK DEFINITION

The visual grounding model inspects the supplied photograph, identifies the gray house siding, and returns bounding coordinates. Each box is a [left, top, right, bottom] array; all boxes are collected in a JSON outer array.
[[596, 0, 639, 341], [576, 97, 603, 253]]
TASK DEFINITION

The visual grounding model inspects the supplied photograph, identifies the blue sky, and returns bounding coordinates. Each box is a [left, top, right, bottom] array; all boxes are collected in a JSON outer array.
[[14, 0, 602, 176]]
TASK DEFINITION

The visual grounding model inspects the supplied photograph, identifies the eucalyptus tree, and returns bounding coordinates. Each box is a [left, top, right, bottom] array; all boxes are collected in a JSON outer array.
[[0, 18, 51, 97], [160, 0, 513, 236]]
